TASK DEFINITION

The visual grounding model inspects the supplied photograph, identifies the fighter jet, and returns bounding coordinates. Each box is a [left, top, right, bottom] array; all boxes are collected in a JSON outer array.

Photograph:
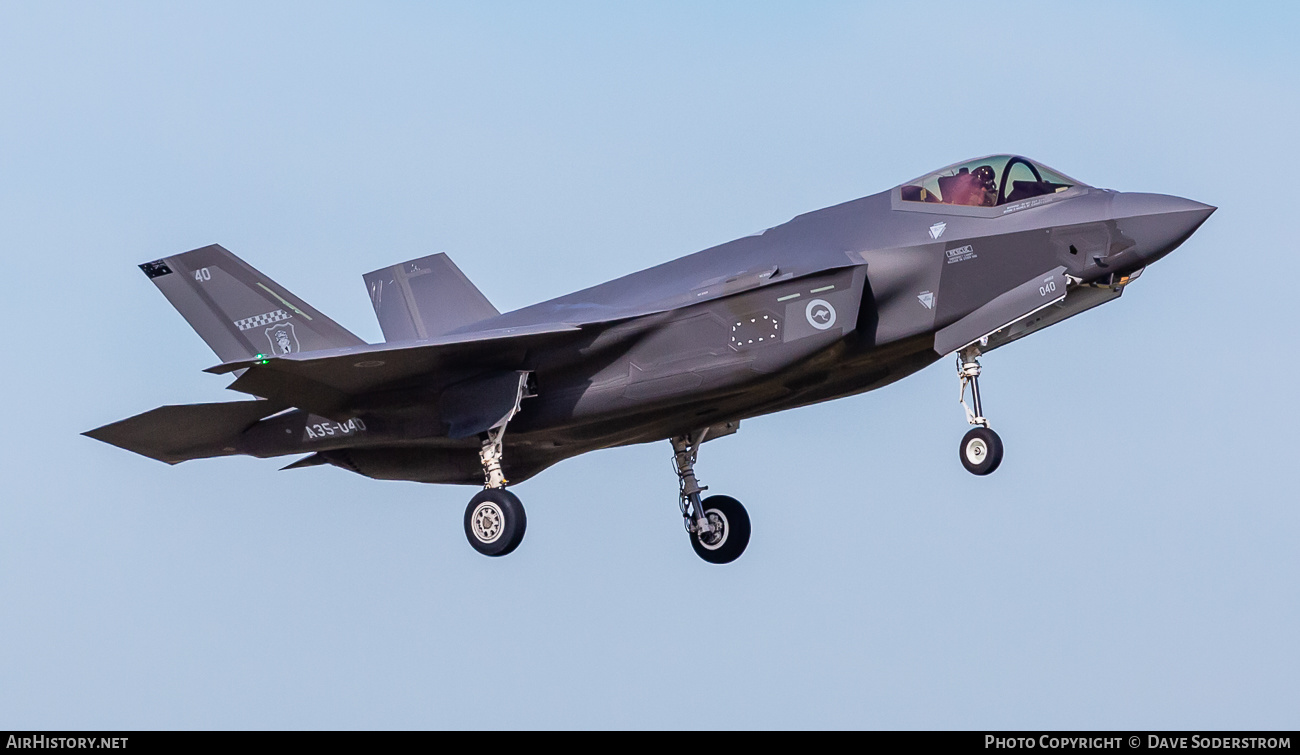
[[86, 155, 1214, 563]]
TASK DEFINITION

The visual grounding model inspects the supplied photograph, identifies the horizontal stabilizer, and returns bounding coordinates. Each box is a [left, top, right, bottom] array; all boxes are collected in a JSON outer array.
[[84, 400, 286, 464], [281, 453, 330, 471], [364, 253, 499, 342], [140, 244, 366, 363], [934, 266, 1068, 356]]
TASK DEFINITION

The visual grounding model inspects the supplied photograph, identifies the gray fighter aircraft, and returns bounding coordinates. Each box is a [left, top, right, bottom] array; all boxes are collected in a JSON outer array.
[[86, 155, 1213, 563]]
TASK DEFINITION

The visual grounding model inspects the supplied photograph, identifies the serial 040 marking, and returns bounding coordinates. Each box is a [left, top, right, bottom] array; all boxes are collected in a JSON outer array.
[[304, 418, 367, 440]]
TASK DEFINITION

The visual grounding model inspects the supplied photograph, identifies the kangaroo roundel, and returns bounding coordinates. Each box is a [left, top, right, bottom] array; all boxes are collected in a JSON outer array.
[[805, 299, 836, 330]]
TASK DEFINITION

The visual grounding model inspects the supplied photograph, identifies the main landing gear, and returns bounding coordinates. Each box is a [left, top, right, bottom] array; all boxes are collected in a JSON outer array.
[[460, 420, 751, 563], [956, 346, 1004, 476], [463, 426, 527, 556], [671, 431, 750, 564]]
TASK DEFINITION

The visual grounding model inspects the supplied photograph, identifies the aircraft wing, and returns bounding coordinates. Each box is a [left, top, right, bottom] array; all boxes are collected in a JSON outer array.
[[204, 322, 586, 418]]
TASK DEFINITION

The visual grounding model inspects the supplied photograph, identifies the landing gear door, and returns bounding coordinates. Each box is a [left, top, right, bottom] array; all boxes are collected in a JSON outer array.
[[933, 267, 1069, 357], [437, 370, 531, 439]]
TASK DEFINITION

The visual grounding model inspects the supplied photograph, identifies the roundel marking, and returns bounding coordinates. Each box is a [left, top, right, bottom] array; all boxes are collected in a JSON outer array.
[[805, 299, 837, 330]]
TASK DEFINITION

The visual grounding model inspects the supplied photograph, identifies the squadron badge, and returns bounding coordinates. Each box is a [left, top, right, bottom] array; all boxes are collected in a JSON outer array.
[[265, 321, 300, 355]]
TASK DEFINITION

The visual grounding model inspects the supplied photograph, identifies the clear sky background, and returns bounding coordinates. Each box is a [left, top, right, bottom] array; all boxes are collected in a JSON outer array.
[[2, 1, 1296, 729]]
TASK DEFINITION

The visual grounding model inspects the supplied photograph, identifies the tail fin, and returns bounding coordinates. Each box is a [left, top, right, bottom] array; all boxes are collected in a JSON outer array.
[[363, 253, 499, 342], [140, 244, 366, 362]]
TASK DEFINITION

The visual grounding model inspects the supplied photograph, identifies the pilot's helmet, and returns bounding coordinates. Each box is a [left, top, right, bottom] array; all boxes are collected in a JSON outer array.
[[971, 165, 996, 191]]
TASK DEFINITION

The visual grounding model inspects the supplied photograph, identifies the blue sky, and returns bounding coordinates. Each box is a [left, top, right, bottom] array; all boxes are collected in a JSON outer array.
[[2, 2, 1297, 728]]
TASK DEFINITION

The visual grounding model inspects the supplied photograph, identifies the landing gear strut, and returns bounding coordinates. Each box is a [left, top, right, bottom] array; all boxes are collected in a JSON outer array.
[[463, 425, 527, 556], [957, 346, 1004, 476], [671, 431, 750, 564]]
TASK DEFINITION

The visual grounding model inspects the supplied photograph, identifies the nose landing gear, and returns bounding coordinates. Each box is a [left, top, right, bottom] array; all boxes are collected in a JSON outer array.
[[671, 431, 750, 564], [957, 347, 1004, 476]]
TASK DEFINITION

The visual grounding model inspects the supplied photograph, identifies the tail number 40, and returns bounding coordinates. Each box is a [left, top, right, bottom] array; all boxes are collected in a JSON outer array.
[[1039, 279, 1057, 297]]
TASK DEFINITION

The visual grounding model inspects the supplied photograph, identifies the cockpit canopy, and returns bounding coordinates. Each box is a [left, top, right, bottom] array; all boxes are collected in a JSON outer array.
[[900, 155, 1081, 208]]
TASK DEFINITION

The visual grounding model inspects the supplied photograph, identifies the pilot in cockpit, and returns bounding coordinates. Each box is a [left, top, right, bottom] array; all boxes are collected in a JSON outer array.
[[900, 156, 1078, 208], [937, 165, 997, 207]]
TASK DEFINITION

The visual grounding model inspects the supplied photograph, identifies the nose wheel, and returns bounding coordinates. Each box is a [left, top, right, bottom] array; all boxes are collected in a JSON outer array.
[[956, 347, 1004, 476], [959, 426, 1003, 476], [688, 495, 751, 564]]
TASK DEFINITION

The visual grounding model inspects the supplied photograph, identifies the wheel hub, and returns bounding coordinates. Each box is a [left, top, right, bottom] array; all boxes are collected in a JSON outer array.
[[697, 509, 729, 551], [470, 501, 505, 543], [965, 438, 988, 465]]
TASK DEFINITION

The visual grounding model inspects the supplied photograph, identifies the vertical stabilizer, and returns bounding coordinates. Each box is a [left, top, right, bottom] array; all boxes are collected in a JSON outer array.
[[363, 253, 500, 342], [140, 244, 366, 363]]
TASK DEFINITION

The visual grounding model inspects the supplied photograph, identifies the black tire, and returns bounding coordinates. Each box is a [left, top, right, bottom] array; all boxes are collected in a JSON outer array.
[[959, 426, 1004, 476], [464, 488, 527, 557], [690, 495, 751, 564]]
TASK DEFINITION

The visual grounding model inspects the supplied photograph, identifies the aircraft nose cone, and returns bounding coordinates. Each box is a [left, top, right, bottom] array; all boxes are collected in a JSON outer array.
[[1111, 192, 1215, 265]]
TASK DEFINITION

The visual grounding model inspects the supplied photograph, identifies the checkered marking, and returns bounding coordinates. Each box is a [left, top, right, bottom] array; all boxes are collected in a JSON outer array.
[[235, 309, 290, 331]]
